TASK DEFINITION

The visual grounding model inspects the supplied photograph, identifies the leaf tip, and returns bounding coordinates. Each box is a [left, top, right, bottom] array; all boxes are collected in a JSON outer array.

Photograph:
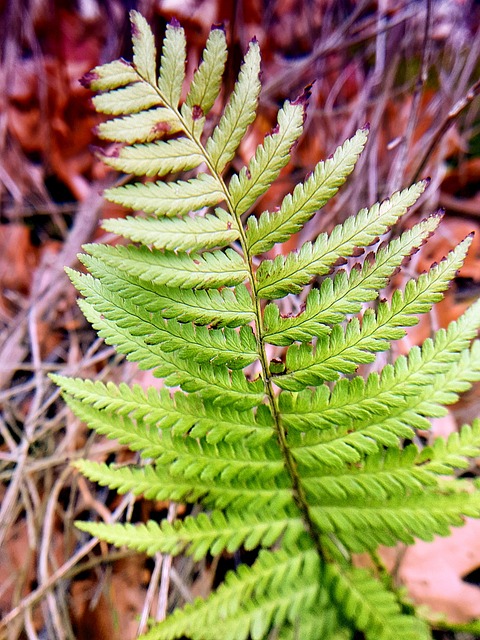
[[129, 10, 141, 38], [430, 207, 445, 220], [292, 82, 314, 108], [79, 70, 97, 89]]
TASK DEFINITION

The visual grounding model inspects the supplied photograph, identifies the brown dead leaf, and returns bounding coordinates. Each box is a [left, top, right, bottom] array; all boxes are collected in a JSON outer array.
[[399, 520, 480, 623], [0, 225, 39, 319]]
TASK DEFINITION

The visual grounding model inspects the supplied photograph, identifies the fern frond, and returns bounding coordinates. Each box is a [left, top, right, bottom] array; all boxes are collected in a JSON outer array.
[[312, 488, 480, 550], [185, 27, 227, 115], [81, 59, 138, 91], [287, 341, 480, 468], [92, 81, 162, 115], [256, 181, 427, 299], [102, 208, 239, 252], [157, 20, 186, 107], [104, 174, 224, 217], [75, 508, 303, 561], [75, 258, 254, 327], [229, 99, 305, 216], [82, 244, 248, 289], [276, 249, 471, 389], [264, 214, 457, 345], [61, 15, 480, 639], [246, 127, 369, 255], [206, 39, 261, 173], [97, 137, 203, 177], [324, 564, 430, 640], [302, 446, 438, 502], [76, 459, 293, 512], [54, 374, 273, 445], [139, 546, 322, 640], [130, 11, 157, 84], [72, 272, 258, 368], [96, 108, 183, 143], [418, 419, 480, 474]]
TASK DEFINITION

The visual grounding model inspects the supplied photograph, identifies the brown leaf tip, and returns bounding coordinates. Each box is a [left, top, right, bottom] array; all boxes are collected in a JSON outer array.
[[92, 144, 120, 159], [130, 18, 140, 39], [292, 82, 314, 108], [79, 71, 98, 89], [431, 208, 445, 220]]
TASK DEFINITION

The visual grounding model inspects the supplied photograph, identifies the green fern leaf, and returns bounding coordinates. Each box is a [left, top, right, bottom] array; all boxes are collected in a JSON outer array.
[[246, 126, 369, 255], [72, 275, 256, 368], [419, 419, 480, 473], [287, 339, 480, 468], [130, 10, 157, 85], [96, 108, 183, 143], [75, 258, 254, 327], [229, 99, 305, 216], [324, 564, 430, 640], [185, 27, 227, 115], [82, 244, 248, 289], [102, 208, 239, 252], [152, 354, 266, 414], [276, 276, 480, 391], [157, 20, 186, 107], [264, 214, 454, 345], [97, 137, 203, 177], [76, 459, 292, 512], [54, 374, 282, 477], [311, 489, 480, 550], [139, 547, 322, 640], [92, 81, 162, 115], [206, 39, 261, 173], [61, 387, 273, 456], [302, 446, 438, 503], [256, 181, 427, 299], [75, 508, 303, 561], [81, 59, 139, 92], [104, 174, 224, 216]]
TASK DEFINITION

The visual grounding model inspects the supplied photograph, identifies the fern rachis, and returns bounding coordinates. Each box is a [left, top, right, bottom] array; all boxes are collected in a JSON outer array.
[[53, 12, 480, 640]]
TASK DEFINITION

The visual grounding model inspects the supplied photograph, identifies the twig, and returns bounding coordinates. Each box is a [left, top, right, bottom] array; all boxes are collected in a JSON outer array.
[[0, 492, 134, 630], [156, 503, 178, 622], [387, 0, 432, 191], [137, 553, 164, 635], [411, 78, 480, 183]]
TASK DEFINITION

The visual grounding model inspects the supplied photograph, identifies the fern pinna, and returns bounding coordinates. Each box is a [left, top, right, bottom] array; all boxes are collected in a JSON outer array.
[[52, 12, 480, 640]]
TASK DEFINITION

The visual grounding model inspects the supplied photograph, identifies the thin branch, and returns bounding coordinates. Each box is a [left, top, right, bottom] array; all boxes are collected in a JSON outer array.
[[411, 78, 480, 183]]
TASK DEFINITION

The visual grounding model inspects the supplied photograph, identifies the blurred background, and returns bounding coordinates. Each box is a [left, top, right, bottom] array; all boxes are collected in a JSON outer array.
[[1, 0, 480, 638]]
